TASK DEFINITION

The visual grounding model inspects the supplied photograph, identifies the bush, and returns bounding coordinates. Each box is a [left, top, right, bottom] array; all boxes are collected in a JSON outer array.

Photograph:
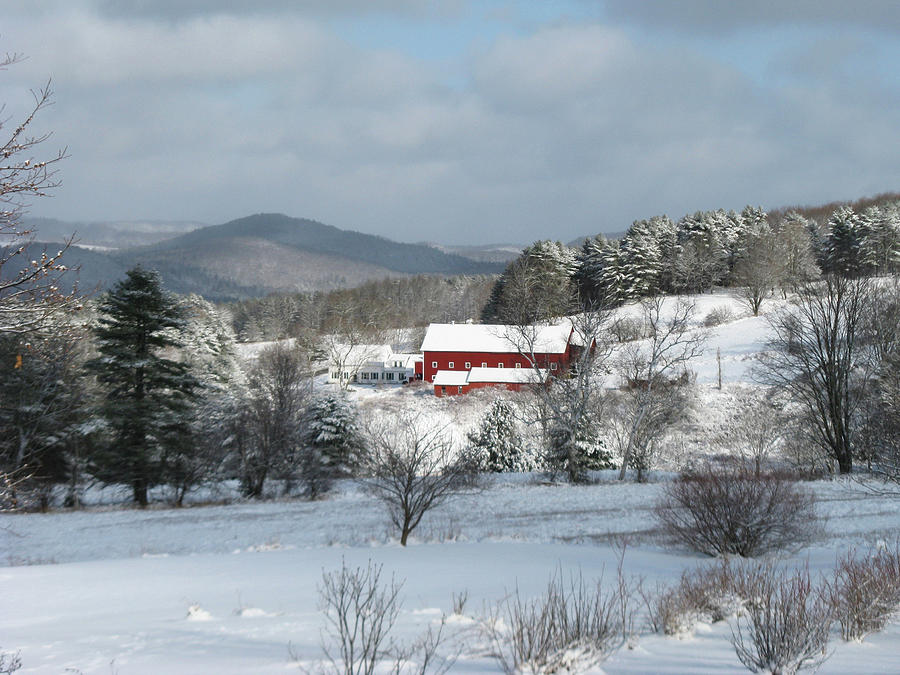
[[703, 305, 735, 327], [647, 560, 743, 636], [609, 316, 650, 342], [655, 463, 818, 557], [481, 568, 634, 674], [729, 562, 832, 674], [315, 559, 456, 674], [826, 545, 900, 641]]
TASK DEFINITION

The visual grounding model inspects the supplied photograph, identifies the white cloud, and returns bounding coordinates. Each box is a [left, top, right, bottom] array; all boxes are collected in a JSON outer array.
[[4, 5, 899, 245]]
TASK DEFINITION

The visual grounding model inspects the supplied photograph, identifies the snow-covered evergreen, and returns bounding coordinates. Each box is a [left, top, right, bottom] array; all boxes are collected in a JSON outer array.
[[302, 392, 365, 482], [467, 398, 531, 472]]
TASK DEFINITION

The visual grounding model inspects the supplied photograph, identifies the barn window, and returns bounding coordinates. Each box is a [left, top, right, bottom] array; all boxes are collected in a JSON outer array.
[[465, 362, 471, 369], [498, 363, 504, 368], [515, 363, 521, 368], [551, 362, 558, 370], [432, 361, 438, 368], [449, 361, 455, 369], [481, 362, 487, 368]]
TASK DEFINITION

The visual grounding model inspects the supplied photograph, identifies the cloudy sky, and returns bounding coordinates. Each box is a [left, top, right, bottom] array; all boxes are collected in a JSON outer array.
[[5, 1, 900, 245]]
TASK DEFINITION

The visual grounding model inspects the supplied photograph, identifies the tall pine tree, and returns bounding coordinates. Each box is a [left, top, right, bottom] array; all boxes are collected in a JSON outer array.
[[89, 267, 201, 506]]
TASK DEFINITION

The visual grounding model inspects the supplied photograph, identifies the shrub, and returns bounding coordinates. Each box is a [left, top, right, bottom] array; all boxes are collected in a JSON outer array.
[[316, 560, 456, 675], [319, 559, 403, 675], [481, 568, 633, 674], [729, 562, 832, 674], [703, 305, 735, 327], [609, 316, 650, 342], [826, 545, 900, 641], [647, 559, 743, 636], [655, 463, 818, 557]]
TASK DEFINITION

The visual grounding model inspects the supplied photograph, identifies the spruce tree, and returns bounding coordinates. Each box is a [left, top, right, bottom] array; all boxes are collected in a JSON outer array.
[[468, 398, 526, 472], [301, 392, 364, 497], [89, 267, 200, 506], [824, 205, 863, 277]]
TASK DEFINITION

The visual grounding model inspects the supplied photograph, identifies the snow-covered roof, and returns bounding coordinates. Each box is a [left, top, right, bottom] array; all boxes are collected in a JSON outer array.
[[467, 367, 548, 384], [420, 323, 572, 354], [389, 352, 423, 369], [433, 370, 469, 386]]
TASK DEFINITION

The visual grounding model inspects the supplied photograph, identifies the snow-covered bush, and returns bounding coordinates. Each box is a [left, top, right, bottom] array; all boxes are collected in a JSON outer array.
[[703, 304, 735, 327], [0, 648, 21, 674], [655, 462, 818, 557], [729, 562, 832, 675], [316, 559, 456, 674], [481, 568, 632, 674], [826, 545, 900, 641], [318, 559, 402, 674], [609, 316, 650, 342], [648, 559, 743, 637]]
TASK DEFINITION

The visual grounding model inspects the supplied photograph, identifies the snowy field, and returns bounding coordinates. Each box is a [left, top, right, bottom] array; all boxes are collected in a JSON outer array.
[[4, 291, 900, 673], [3, 477, 900, 673]]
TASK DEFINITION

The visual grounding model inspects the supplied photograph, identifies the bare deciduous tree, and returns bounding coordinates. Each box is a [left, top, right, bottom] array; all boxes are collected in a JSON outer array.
[[615, 296, 705, 480], [239, 342, 311, 498], [718, 393, 787, 477], [0, 53, 76, 336], [757, 275, 873, 474], [363, 415, 476, 546]]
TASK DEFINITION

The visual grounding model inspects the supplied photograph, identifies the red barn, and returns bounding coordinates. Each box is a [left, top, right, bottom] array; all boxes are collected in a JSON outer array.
[[420, 322, 576, 390], [433, 366, 549, 397]]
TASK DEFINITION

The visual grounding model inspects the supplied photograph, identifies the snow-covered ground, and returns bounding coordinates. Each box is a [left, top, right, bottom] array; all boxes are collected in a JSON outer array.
[[4, 290, 900, 673], [3, 476, 900, 673]]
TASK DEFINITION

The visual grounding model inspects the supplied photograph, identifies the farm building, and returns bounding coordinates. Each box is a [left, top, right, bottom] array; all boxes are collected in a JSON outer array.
[[327, 344, 422, 385], [420, 322, 580, 395], [433, 366, 549, 397]]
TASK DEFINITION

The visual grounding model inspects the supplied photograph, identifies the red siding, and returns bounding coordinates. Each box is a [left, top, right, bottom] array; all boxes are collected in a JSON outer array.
[[423, 347, 571, 383]]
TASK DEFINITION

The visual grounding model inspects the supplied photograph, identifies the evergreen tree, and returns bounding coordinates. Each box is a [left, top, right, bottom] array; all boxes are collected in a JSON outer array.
[[467, 398, 527, 472], [301, 392, 365, 497], [488, 240, 578, 324], [0, 330, 91, 509], [546, 409, 613, 481], [575, 235, 609, 306], [620, 219, 663, 299], [88, 267, 201, 506], [824, 205, 864, 277]]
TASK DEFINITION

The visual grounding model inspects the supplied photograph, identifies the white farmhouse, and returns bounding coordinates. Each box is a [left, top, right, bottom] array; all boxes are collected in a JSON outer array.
[[327, 344, 422, 385]]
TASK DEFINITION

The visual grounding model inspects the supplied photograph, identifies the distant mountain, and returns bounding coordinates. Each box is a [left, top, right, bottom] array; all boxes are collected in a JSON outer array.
[[424, 242, 523, 264], [9, 213, 504, 301], [22, 217, 206, 249]]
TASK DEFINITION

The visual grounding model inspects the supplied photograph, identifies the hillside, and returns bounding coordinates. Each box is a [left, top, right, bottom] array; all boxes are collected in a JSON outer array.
[[22, 217, 205, 249], [12, 214, 505, 301]]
